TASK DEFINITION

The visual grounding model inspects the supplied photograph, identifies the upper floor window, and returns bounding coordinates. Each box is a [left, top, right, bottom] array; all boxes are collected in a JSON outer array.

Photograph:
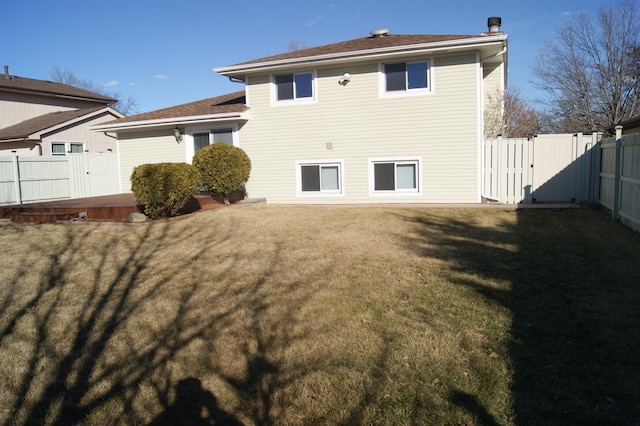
[[273, 72, 315, 103], [383, 61, 430, 94]]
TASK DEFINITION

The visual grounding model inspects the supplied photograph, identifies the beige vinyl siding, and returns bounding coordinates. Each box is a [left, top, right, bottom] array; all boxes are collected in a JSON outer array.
[[40, 113, 119, 155], [482, 61, 504, 107], [0, 92, 105, 128], [117, 130, 185, 192], [241, 52, 481, 204]]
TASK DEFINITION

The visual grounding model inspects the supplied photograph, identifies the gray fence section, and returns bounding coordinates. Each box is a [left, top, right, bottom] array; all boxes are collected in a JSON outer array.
[[0, 153, 118, 206]]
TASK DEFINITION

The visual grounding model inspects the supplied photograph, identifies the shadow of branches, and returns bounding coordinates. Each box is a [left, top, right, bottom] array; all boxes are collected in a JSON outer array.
[[401, 207, 640, 424], [0, 212, 338, 425]]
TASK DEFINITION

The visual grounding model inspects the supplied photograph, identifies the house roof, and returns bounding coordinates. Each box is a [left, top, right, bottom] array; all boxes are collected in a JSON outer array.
[[91, 91, 248, 131], [0, 107, 116, 142], [235, 34, 477, 65], [215, 32, 507, 77], [0, 74, 116, 104]]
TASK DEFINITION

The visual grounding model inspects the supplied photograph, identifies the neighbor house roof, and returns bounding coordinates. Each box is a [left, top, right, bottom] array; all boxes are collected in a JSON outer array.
[[0, 74, 116, 104], [91, 91, 248, 131], [215, 31, 508, 77], [0, 107, 120, 142]]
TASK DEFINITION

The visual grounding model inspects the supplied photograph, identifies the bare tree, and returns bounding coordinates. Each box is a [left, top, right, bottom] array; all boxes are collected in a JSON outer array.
[[485, 87, 541, 138], [287, 40, 308, 52], [50, 65, 138, 115], [532, 0, 640, 133]]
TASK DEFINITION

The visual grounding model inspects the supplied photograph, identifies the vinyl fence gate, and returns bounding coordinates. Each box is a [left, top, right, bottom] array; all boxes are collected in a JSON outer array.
[[0, 153, 119, 206], [483, 133, 600, 204]]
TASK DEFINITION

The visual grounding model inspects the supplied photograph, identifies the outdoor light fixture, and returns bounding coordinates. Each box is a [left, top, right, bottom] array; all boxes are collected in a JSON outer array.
[[339, 72, 351, 85], [173, 127, 183, 143]]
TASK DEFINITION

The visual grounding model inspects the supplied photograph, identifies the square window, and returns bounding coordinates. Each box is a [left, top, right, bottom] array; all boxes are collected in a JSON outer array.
[[69, 142, 84, 154], [384, 61, 429, 92], [297, 161, 343, 196], [371, 158, 421, 194], [51, 142, 66, 155], [275, 72, 314, 102]]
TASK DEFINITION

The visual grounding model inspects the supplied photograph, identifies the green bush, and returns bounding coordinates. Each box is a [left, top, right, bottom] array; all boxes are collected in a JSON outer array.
[[192, 143, 251, 198], [130, 162, 202, 219]]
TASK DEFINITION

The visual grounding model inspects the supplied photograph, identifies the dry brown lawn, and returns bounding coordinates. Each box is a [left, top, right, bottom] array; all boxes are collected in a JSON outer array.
[[0, 205, 639, 425]]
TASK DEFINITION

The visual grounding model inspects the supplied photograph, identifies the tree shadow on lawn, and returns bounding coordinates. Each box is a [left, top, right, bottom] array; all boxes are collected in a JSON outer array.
[[0, 217, 341, 425], [402, 207, 640, 424]]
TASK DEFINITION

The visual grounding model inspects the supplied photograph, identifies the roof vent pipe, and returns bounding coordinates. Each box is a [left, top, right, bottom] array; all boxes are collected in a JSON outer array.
[[370, 28, 389, 38], [487, 17, 502, 33], [4, 65, 8, 79]]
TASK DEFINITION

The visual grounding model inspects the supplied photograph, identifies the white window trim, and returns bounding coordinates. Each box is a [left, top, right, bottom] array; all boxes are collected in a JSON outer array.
[[271, 70, 318, 106], [69, 141, 86, 154], [295, 159, 345, 197], [368, 156, 423, 196], [185, 124, 239, 162], [50, 140, 86, 155], [378, 59, 433, 98]]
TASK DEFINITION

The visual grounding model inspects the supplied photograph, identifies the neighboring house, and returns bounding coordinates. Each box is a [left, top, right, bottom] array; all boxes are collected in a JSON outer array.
[[0, 66, 123, 156], [93, 17, 508, 203], [614, 113, 640, 135]]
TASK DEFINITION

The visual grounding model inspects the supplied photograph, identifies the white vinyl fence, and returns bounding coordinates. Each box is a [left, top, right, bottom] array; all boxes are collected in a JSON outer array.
[[483, 133, 600, 204], [600, 130, 640, 232], [483, 130, 640, 232], [0, 153, 118, 206]]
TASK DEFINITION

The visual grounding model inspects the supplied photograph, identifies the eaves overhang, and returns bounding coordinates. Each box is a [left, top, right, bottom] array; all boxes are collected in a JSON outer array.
[[214, 35, 508, 77], [90, 112, 249, 133]]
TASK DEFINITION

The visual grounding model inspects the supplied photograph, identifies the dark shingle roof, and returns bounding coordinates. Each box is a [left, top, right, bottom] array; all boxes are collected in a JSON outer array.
[[0, 107, 105, 141], [0, 75, 116, 104], [105, 91, 247, 125], [227, 33, 479, 67]]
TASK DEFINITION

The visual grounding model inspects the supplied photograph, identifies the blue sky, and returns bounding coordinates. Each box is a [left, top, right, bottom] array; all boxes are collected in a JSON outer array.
[[3, 0, 609, 114]]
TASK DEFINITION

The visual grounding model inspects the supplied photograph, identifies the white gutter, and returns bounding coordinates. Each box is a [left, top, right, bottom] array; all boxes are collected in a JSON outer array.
[[89, 112, 249, 132], [215, 35, 507, 75]]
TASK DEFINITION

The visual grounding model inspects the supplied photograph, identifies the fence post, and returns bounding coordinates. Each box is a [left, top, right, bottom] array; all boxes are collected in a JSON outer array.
[[12, 153, 22, 205], [612, 125, 623, 221]]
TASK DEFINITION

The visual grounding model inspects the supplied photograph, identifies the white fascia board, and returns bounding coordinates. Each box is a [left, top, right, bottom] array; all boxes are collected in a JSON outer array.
[[33, 107, 124, 139], [89, 112, 248, 132], [215, 35, 507, 76]]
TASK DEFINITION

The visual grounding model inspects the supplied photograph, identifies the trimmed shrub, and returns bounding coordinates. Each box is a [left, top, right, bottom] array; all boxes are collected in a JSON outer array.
[[192, 143, 251, 198], [130, 162, 202, 219]]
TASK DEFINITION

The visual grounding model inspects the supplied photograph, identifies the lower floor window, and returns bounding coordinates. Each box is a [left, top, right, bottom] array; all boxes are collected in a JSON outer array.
[[370, 157, 421, 194], [296, 160, 343, 196]]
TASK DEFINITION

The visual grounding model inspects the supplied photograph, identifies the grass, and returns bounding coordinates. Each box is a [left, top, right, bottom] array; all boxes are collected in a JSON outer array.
[[0, 205, 639, 425]]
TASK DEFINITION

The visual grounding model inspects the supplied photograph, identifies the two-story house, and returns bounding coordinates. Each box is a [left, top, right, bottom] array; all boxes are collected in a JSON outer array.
[[0, 66, 123, 156], [93, 18, 508, 204]]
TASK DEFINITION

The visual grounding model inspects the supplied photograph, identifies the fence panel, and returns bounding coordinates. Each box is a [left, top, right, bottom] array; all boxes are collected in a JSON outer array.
[[619, 135, 640, 231], [0, 153, 118, 206]]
